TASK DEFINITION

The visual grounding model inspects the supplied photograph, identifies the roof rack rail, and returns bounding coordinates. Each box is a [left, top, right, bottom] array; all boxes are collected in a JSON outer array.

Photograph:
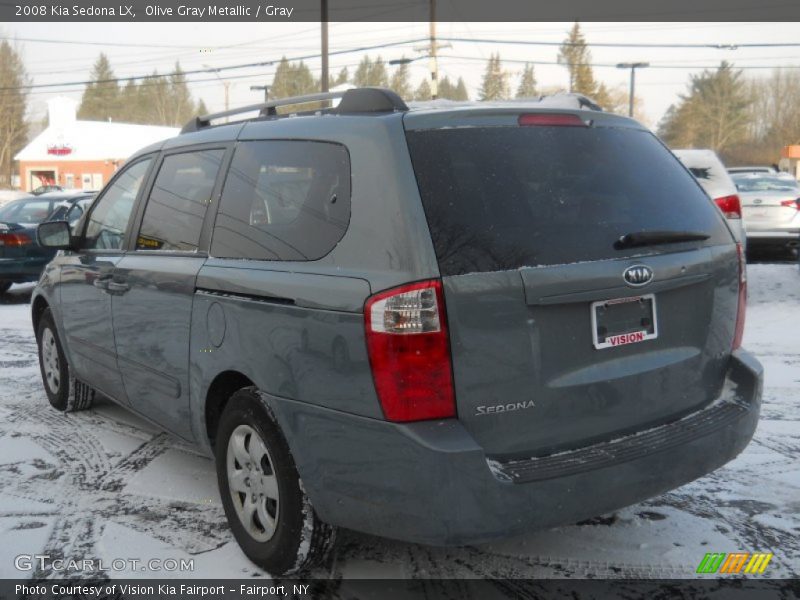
[[180, 87, 408, 134]]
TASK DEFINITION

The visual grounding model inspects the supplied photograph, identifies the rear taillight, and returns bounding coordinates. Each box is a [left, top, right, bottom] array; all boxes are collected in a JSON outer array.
[[715, 194, 742, 219], [0, 232, 32, 246], [732, 242, 747, 350], [780, 198, 800, 210], [364, 279, 456, 422], [518, 113, 587, 127]]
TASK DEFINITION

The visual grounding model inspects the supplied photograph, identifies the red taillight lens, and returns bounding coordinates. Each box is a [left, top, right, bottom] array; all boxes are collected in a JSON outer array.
[[0, 232, 32, 246], [715, 194, 742, 219], [518, 113, 587, 127], [364, 279, 456, 422], [779, 198, 800, 210], [732, 242, 747, 350]]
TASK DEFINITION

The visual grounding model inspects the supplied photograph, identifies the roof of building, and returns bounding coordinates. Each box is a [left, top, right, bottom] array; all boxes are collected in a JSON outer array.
[[15, 97, 179, 162]]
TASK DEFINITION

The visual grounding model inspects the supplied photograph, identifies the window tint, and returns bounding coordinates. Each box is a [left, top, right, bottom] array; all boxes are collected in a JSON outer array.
[[211, 141, 350, 261], [85, 158, 152, 250], [137, 149, 224, 251], [405, 126, 732, 276]]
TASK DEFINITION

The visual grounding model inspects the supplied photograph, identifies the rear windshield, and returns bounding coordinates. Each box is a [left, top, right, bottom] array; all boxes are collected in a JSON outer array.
[[732, 174, 800, 193], [406, 125, 732, 276]]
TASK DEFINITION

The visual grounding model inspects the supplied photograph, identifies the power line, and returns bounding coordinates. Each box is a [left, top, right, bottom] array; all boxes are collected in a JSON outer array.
[[0, 38, 429, 91], [438, 36, 800, 50]]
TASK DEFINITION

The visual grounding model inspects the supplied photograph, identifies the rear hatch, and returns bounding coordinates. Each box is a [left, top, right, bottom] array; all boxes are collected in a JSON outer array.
[[737, 180, 800, 231], [404, 109, 739, 459]]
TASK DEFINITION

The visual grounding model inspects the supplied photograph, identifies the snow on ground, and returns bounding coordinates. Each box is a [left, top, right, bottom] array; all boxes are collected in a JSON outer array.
[[0, 263, 798, 582]]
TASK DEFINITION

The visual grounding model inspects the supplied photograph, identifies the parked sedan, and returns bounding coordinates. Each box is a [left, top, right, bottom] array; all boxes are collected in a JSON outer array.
[[0, 191, 94, 294], [673, 149, 745, 245], [732, 172, 800, 255]]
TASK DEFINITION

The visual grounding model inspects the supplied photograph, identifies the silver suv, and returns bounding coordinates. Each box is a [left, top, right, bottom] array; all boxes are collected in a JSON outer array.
[[33, 88, 762, 575]]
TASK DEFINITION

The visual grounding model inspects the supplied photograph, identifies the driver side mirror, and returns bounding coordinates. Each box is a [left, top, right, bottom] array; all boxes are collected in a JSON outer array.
[[37, 220, 72, 249]]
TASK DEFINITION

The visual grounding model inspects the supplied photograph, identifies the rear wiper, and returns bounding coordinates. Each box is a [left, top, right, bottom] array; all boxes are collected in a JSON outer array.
[[614, 230, 710, 250]]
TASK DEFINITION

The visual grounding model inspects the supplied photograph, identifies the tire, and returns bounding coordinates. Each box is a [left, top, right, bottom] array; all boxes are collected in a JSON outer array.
[[215, 387, 336, 575], [0, 281, 11, 295], [36, 308, 94, 412]]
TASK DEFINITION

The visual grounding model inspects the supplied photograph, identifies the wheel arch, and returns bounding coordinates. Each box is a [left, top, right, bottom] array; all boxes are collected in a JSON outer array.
[[205, 370, 255, 449], [31, 294, 50, 337]]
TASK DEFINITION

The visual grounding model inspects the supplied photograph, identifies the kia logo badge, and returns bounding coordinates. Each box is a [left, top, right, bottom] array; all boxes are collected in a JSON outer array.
[[623, 265, 653, 287]]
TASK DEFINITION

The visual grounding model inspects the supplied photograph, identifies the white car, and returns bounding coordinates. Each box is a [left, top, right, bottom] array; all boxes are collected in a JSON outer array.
[[673, 149, 745, 246]]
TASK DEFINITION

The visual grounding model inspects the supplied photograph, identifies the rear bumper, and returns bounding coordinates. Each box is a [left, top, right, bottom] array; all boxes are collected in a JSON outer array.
[[746, 229, 800, 248], [269, 349, 762, 546], [0, 257, 49, 282]]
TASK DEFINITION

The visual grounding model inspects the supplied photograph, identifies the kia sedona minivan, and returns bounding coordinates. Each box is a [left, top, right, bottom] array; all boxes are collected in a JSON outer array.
[[33, 88, 762, 575]]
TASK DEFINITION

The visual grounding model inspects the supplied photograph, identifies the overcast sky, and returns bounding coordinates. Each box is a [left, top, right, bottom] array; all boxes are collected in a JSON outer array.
[[7, 21, 800, 127]]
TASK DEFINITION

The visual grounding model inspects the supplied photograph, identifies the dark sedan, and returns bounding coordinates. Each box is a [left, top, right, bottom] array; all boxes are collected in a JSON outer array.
[[0, 191, 94, 294]]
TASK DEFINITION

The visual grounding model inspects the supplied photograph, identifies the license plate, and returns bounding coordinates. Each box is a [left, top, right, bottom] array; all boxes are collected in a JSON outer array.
[[591, 294, 658, 350]]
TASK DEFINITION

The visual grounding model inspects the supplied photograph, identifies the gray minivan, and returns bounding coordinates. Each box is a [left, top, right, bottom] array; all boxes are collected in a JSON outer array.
[[32, 88, 762, 575]]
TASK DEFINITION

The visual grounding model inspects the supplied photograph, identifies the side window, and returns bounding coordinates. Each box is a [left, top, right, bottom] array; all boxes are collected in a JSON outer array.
[[85, 158, 152, 250], [211, 141, 351, 261], [136, 149, 224, 251]]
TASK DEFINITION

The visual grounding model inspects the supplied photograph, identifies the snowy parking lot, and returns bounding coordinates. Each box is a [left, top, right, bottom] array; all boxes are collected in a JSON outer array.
[[0, 263, 798, 581]]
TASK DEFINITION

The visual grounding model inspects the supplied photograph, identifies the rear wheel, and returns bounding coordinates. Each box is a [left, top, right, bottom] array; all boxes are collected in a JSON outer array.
[[215, 387, 336, 575], [0, 281, 11, 295], [36, 308, 94, 412]]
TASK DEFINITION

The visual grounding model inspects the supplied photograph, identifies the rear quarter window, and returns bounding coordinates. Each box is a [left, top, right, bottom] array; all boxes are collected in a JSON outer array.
[[406, 125, 732, 276], [210, 140, 350, 261]]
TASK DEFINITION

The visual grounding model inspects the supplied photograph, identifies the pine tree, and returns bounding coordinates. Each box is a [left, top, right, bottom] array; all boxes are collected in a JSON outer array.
[[516, 63, 538, 98], [333, 66, 349, 86], [414, 78, 432, 101], [454, 77, 469, 101], [658, 62, 752, 152], [0, 40, 28, 187], [195, 98, 209, 116], [270, 57, 318, 99], [78, 53, 121, 121], [558, 23, 599, 97], [479, 53, 509, 101], [354, 55, 389, 88], [167, 62, 195, 126], [389, 60, 412, 99]]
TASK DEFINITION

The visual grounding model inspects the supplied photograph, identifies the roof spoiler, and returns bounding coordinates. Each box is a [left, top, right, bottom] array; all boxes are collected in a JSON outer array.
[[180, 87, 409, 134]]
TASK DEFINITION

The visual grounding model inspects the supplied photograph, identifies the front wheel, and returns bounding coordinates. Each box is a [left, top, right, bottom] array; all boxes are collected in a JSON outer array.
[[215, 388, 336, 575], [36, 308, 94, 412]]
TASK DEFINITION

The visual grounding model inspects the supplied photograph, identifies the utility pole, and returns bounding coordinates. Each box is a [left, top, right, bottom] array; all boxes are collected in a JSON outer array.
[[429, 0, 438, 100], [250, 85, 270, 102], [321, 0, 329, 92], [616, 62, 649, 117]]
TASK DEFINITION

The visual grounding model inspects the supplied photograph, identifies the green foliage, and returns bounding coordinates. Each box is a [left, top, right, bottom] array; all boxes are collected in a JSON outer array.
[[438, 75, 469, 101], [389, 60, 412, 99], [77, 54, 206, 126], [0, 40, 28, 186], [414, 78, 431, 101], [354, 55, 389, 88], [658, 61, 753, 153], [558, 22, 599, 97], [77, 53, 120, 121], [332, 66, 349, 87], [479, 53, 509, 101], [516, 63, 538, 98]]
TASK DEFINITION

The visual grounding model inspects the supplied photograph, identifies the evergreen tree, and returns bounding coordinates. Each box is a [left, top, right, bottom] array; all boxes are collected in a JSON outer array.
[[558, 23, 598, 96], [454, 77, 469, 101], [658, 62, 752, 152], [414, 78, 431, 101], [516, 63, 538, 98], [353, 55, 389, 88], [195, 98, 209, 116], [333, 66, 349, 86], [389, 60, 412, 99], [78, 53, 120, 121], [167, 62, 195, 125], [270, 57, 318, 99], [0, 40, 28, 187], [479, 53, 509, 101]]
